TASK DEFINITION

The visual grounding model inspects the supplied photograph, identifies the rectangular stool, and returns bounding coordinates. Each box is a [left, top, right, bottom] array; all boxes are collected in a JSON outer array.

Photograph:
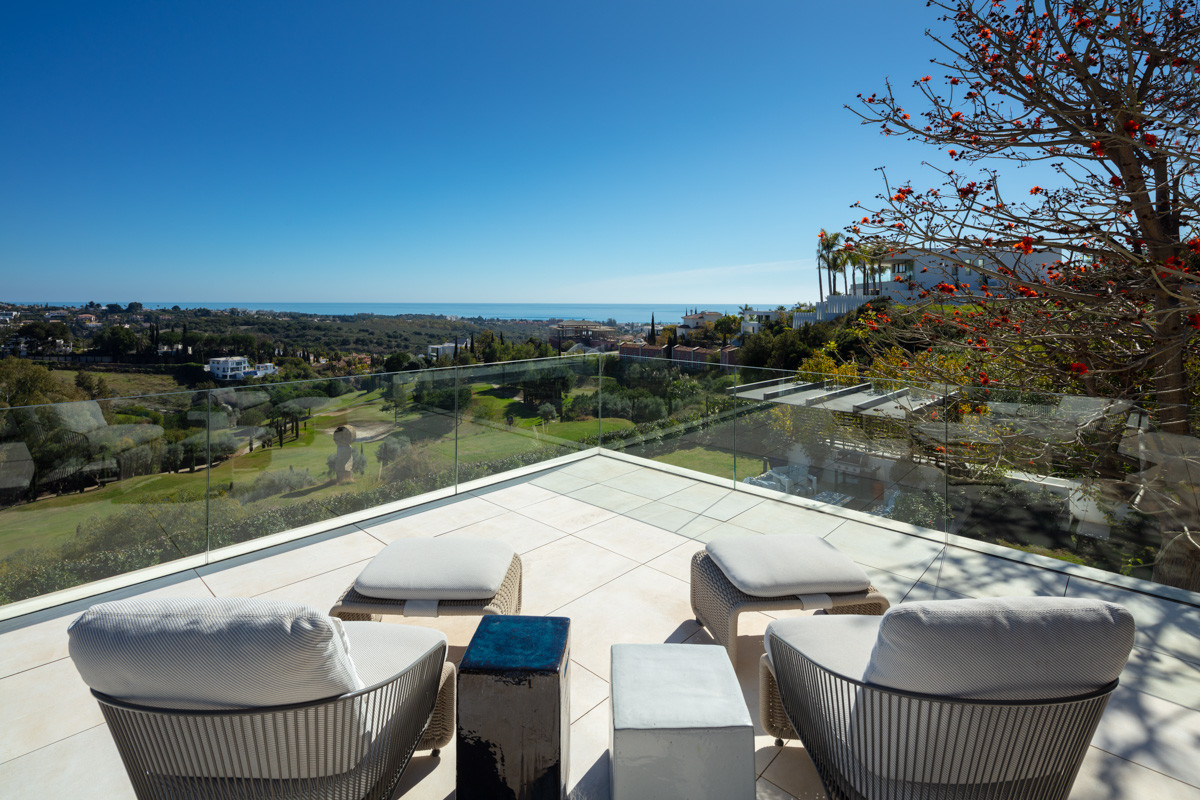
[[458, 615, 571, 800], [611, 643, 754, 800]]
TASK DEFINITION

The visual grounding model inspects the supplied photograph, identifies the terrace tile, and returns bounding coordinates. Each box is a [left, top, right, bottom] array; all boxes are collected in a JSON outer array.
[[572, 515, 690, 563], [441, 510, 567, 553], [754, 777, 803, 799], [469, 480, 560, 509], [569, 659, 610, 724], [520, 495, 616, 534], [1119, 645, 1200, 713], [825, 519, 945, 580], [860, 566, 919, 606], [760, 744, 825, 800], [674, 514, 722, 540], [691, 521, 764, 543], [602, 468, 696, 500], [197, 528, 383, 597], [924, 545, 1071, 598], [701, 490, 764, 521], [1093, 685, 1200, 788], [723, 501, 842, 537], [361, 495, 506, 540], [253, 561, 368, 609], [645, 539, 706, 583], [0, 724, 134, 800], [1073, 746, 1200, 799], [623, 502, 701, 533], [0, 657, 102, 762], [659, 482, 734, 514], [567, 483, 652, 514], [557, 456, 643, 483], [567, 700, 612, 800], [1065, 577, 1200, 664], [553, 566, 699, 682], [530, 469, 594, 494], [519, 536, 638, 615]]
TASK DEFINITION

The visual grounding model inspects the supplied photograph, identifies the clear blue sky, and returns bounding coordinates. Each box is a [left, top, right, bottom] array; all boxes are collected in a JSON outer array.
[[2, 1, 961, 306]]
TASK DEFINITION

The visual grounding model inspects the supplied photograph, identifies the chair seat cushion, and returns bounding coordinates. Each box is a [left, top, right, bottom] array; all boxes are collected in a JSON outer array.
[[765, 615, 882, 680], [863, 596, 1136, 700], [706, 533, 871, 598], [342, 621, 447, 687], [68, 597, 364, 710], [355, 537, 515, 601]]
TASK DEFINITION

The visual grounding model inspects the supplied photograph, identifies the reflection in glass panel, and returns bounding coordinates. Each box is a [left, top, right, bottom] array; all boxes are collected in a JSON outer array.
[[456, 357, 599, 484], [599, 355, 742, 481], [0, 390, 204, 604]]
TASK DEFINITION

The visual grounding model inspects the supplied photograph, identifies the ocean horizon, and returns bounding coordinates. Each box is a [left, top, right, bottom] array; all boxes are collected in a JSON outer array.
[[12, 301, 747, 325]]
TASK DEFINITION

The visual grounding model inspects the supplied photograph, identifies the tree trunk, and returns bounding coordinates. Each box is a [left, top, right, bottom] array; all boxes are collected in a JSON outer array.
[[1152, 311, 1191, 435]]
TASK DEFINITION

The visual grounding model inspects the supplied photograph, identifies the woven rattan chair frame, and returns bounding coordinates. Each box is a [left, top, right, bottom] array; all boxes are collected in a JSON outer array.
[[330, 553, 523, 622], [764, 632, 1116, 800], [690, 550, 889, 663], [93, 642, 447, 800]]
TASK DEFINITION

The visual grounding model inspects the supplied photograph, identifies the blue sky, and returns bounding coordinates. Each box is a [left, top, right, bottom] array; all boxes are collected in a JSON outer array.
[[4, 1, 968, 305]]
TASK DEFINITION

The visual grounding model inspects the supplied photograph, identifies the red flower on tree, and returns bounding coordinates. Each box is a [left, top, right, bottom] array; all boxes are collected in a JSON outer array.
[[1069, 362, 1089, 375]]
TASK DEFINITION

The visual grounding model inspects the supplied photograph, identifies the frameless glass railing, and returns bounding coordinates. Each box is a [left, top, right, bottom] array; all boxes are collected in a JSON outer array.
[[2, 353, 1196, 609]]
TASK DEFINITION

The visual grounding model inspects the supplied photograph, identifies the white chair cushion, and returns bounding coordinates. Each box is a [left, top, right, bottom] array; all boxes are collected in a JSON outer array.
[[355, 537, 515, 600], [765, 615, 882, 680], [68, 597, 365, 710], [342, 621, 447, 688], [863, 596, 1135, 700], [706, 533, 871, 597]]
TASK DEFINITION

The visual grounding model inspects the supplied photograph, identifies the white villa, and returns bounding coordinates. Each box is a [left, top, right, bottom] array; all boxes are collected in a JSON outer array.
[[678, 310, 724, 332], [740, 308, 786, 335], [428, 340, 470, 360], [207, 357, 277, 380], [794, 248, 1063, 326]]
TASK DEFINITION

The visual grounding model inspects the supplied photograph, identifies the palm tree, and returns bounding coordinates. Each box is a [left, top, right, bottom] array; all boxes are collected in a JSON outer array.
[[817, 229, 847, 298]]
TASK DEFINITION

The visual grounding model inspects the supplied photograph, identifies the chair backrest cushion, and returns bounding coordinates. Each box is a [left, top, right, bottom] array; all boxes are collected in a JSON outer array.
[[68, 597, 365, 710], [846, 597, 1133, 787], [863, 596, 1135, 701]]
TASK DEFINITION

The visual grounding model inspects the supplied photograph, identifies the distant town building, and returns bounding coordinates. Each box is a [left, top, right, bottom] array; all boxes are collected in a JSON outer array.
[[548, 320, 617, 350], [677, 311, 724, 332], [740, 308, 785, 336], [427, 341, 470, 360]]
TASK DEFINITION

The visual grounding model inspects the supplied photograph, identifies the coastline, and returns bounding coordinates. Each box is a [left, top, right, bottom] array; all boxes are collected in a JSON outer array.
[[6, 301, 744, 326]]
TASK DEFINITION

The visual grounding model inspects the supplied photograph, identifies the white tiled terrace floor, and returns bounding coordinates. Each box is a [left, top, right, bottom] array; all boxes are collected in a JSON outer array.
[[3, 452, 1200, 799]]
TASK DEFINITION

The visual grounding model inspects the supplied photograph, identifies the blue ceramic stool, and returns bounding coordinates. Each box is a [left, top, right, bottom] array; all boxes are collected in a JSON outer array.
[[457, 615, 571, 799]]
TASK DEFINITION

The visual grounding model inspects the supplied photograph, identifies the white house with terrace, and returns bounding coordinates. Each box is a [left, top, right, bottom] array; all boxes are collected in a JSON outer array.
[[794, 248, 1063, 326]]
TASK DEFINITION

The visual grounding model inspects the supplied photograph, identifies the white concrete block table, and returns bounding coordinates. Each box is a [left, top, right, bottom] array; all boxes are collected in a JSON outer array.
[[610, 643, 754, 800]]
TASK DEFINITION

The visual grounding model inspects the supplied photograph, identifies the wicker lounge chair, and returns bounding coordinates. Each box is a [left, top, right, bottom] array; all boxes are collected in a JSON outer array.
[[330, 537, 522, 622], [691, 534, 889, 663], [760, 596, 1135, 800], [68, 597, 455, 800]]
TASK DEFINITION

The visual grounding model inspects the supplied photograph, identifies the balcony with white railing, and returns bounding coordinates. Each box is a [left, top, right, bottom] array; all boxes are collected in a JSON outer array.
[[2, 355, 1199, 798]]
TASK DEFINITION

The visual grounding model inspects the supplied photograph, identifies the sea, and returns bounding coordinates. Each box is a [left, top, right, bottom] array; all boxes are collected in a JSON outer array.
[[24, 302, 745, 325]]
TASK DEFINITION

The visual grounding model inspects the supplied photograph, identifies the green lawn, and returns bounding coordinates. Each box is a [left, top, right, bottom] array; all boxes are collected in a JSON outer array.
[[546, 418, 633, 441], [51, 369, 190, 405], [651, 446, 739, 480]]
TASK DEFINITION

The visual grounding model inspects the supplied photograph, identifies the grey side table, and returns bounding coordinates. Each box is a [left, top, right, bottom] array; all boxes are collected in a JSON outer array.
[[457, 615, 571, 800]]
